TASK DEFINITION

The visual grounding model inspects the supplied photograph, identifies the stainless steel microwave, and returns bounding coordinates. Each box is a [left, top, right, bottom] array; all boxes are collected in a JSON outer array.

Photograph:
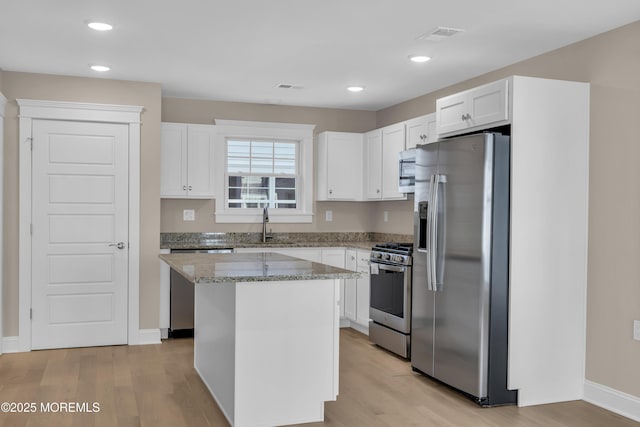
[[398, 148, 416, 193]]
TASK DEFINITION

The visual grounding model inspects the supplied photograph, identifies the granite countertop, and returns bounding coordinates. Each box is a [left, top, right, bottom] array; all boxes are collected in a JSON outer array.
[[159, 252, 361, 284], [161, 232, 413, 251]]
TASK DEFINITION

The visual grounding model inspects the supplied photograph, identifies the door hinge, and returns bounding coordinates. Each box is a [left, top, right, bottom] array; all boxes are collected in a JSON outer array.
[[30, 308, 32, 319], [30, 223, 33, 236], [27, 137, 33, 151]]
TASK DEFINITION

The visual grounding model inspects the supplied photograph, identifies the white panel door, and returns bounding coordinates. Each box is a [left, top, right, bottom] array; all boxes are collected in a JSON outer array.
[[31, 119, 129, 350]]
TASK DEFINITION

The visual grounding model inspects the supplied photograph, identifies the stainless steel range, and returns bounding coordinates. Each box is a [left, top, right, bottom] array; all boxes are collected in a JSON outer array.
[[369, 242, 413, 358]]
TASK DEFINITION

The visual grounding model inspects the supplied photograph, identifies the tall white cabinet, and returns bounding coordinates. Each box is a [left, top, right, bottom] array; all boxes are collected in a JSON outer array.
[[160, 122, 216, 198], [437, 76, 590, 407]]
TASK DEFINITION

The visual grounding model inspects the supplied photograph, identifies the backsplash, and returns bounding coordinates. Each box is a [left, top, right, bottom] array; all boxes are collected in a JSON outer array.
[[161, 231, 413, 249]]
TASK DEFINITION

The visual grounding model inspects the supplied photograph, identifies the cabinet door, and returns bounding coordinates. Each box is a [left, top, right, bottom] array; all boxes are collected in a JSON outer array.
[[321, 248, 345, 268], [317, 132, 363, 201], [186, 124, 216, 198], [365, 129, 382, 199], [468, 79, 509, 128], [355, 250, 371, 327], [160, 123, 187, 197], [437, 79, 509, 136], [436, 91, 468, 135], [405, 115, 427, 150], [381, 123, 406, 200], [344, 249, 357, 321], [425, 113, 437, 144]]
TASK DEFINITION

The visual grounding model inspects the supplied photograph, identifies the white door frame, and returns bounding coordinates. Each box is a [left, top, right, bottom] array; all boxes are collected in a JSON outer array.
[[17, 99, 143, 352], [0, 92, 6, 355]]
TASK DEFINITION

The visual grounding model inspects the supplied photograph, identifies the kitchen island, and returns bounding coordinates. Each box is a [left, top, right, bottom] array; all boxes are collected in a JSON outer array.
[[159, 252, 359, 427]]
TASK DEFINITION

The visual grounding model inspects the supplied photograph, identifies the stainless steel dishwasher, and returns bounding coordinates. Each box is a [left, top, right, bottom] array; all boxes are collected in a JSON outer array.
[[170, 248, 233, 337]]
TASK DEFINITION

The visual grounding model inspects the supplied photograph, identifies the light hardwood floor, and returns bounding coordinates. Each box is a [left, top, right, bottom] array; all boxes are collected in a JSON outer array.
[[0, 328, 636, 427]]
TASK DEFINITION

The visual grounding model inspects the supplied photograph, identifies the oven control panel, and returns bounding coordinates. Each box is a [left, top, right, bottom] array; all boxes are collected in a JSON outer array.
[[370, 248, 412, 266]]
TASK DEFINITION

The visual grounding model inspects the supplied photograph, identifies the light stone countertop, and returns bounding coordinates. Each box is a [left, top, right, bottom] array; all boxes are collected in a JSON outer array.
[[159, 252, 361, 284], [160, 232, 413, 251]]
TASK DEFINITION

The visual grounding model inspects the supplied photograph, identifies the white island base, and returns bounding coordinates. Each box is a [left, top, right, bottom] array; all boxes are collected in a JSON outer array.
[[194, 279, 340, 427]]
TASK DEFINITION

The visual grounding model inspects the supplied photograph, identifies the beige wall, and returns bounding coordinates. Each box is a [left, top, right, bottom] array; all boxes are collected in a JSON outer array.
[[378, 21, 640, 398], [161, 98, 415, 235], [1, 71, 162, 335]]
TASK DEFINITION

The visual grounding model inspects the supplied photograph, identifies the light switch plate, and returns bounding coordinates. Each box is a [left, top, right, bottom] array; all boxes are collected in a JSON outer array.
[[325, 210, 333, 222], [383, 211, 389, 222], [183, 209, 195, 221], [634, 320, 640, 341]]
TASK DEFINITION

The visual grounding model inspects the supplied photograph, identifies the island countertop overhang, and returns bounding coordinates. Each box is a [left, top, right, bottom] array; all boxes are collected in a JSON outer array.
[[159, 252, 361, 284]]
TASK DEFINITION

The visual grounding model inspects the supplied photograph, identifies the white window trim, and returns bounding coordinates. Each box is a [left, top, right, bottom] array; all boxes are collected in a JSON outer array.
[[214, 120, 315, 223]]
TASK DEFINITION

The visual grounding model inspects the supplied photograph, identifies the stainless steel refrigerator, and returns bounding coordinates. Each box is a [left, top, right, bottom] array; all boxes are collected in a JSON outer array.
[[411, 132, 517, 406]]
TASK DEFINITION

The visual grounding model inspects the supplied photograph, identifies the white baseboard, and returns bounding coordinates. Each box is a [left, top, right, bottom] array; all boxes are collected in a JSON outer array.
[[1, 331, 161, 353], [131, 329, 162, 345], [584, 380, 640, 422], [1, 336, 20, 353]]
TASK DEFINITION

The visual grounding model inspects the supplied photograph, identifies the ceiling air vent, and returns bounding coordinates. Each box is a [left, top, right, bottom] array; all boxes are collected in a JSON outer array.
[[417, 27, 465, 41], [276, 83, 303, 90]]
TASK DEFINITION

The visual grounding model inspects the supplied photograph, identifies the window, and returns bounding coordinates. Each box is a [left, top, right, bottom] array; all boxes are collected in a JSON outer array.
[[226, 140, 298, 209], [214, 120, 315, 223]]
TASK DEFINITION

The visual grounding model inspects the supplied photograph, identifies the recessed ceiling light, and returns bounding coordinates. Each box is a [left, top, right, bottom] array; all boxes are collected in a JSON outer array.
[[90, 65, 111, 72], [409, 55, 431, 63], [87, 22, 113, 31], [347, 86, 364, 93]]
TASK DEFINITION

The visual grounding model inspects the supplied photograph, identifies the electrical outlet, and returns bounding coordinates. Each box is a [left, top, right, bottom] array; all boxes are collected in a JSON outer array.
[[183, 209, 195, 221], [634, 320, 640, 341], [325, 210, 333, 222], [383, 211, 389, 222]]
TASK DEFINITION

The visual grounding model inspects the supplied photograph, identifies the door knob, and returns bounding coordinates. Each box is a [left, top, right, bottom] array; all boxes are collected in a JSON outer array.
[[109, 242, 126, 250]]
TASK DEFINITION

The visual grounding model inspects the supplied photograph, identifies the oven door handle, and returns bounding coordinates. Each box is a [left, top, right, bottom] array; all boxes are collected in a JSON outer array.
[[373, 263, 407, 273]]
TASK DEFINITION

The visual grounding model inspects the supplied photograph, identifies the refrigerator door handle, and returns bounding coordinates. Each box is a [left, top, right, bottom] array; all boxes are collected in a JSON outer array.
[[430, 174, 439, 290], [426, 174, 436, 291], [434, 174, 446, 291]]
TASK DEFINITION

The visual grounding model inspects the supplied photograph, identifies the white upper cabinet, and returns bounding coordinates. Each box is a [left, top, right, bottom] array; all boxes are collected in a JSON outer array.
[[160, 123, 216, 198], [365, 124, 407, 200], [364, 129, 382, 199], [436, 79, 509, 136], [316, 131, 364, 201], [380, 123, 406, 200], [405, 113, 437, 149]]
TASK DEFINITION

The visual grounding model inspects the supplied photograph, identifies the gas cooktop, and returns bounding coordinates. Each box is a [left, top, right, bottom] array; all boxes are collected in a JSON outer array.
[[370, 242, 413, 265]]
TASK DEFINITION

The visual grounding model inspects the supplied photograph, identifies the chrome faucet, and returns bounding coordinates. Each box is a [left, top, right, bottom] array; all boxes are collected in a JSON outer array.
[[262, 206, 271, 243]]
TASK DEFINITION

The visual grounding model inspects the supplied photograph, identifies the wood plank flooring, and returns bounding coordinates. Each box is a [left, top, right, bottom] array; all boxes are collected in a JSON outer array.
[[0, 328, 636, 427]]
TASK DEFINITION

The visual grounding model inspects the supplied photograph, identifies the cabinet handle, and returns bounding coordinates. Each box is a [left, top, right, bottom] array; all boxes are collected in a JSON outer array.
[[183, 185, 187, 191], [461, 113, 472, 121], [188, 185, 192, 191], [377, 189, 380, 194], [329, 189, 333, 194]]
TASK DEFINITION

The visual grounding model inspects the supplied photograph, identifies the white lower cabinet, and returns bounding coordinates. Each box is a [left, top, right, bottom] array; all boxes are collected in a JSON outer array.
[[344, 249, 358, 322], [354, 250, 371, 331], [342, 248, 371, 335], [322, 249, 347, 319]]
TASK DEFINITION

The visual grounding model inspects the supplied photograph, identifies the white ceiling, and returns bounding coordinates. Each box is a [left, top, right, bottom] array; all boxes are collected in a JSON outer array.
[[2, 1, 640, 111]]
